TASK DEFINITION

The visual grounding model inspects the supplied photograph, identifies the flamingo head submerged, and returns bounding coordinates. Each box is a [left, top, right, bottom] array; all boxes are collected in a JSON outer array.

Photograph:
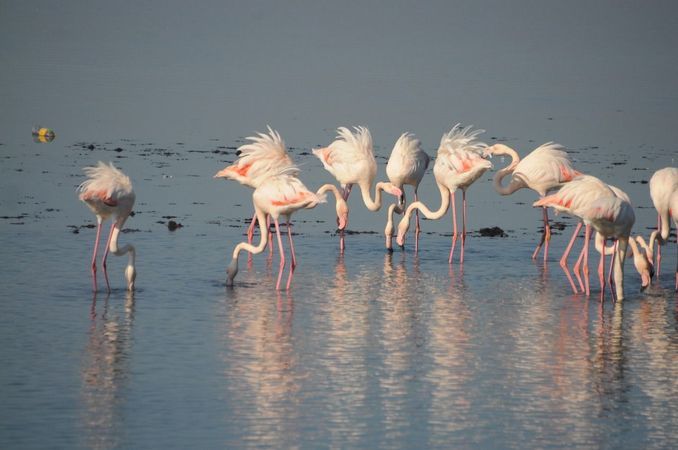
[[226, 258, 239, 286]]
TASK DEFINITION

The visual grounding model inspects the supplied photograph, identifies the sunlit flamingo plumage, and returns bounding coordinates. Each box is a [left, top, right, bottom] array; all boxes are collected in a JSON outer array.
[[78, 161, 136, 292], [648, 167, 678, 279]]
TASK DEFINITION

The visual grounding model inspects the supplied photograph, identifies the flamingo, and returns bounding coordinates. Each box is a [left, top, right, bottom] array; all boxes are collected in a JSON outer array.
[[535, 180, 635, 300], [225, 168, 348, 290], [485, 142, 581, 262], [384, 132, 430, 252], [313, 126, 402, 252], [396, 124, 491, 264], [648, 167, 678, 278], [214, 126, 300, 253], [78, 161, 136, 292]]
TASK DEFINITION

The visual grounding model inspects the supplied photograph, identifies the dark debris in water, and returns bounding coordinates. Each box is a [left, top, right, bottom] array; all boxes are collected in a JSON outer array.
[[477, 226, 508, 237], [167, 220, 183, 231]]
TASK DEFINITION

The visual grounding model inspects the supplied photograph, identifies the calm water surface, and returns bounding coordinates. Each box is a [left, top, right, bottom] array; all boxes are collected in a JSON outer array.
[[2, 1, 678, 448]]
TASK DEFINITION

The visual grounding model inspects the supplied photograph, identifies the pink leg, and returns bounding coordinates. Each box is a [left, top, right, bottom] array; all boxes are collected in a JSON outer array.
[[267, 215, 273, 256], [583, 224, 591, 296], [460, 190, 467, 265], [273, 218, 286, 290], [101, 222, 116, 292], [414, 190, 421, 254], [561, 222, 583, 293], [90, 218, 103, 292], [608, 240, 618, 299], [286, 219, 297, 269], [532, 206, 551, 260], [573, 245, 586, 293], [340, 185, 352, 254], [247, 212, 257, 263], [656, 213, 661, 278], [448, 192, 458, 264]]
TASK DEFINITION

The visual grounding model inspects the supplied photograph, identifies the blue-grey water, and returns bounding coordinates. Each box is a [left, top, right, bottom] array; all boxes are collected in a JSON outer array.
[[1, 1, 677, 448]]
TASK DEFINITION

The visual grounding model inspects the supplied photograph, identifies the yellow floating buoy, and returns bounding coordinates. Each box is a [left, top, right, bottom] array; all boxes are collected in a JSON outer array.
[[32, 126, 56, 143]]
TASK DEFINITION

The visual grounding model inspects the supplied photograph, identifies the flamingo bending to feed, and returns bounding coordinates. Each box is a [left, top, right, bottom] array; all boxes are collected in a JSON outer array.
[[535, 181, 635, 300], [384, 132, 430, 251], [396, 124, 491, 264], [225, 168, 348, 290], [648, 167, 678, 278], [214, 126, 300, 253], [313, 126, 402, 252], [485, 142, 580, 262], [78, 161, 136, 292]]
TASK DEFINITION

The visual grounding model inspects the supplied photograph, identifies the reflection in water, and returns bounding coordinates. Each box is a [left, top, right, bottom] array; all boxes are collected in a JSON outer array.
[[220, 286, 301, 448], [79, 292, 135, 450]]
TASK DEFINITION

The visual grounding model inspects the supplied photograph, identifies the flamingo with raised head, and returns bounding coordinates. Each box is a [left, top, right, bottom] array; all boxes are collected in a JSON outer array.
[[78, 161, 136, 292], [396, 124, 491, 264], [648, 167, 678, 278], [225, 168, 348, 290], [535, 181, 635, 300], [313, 126, 402, 252], [384, 132, 430, 252], [485, 142, 580, 262]]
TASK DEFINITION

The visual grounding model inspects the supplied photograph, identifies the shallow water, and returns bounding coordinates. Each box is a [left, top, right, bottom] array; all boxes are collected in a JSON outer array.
[[2, 1, 678, 448]]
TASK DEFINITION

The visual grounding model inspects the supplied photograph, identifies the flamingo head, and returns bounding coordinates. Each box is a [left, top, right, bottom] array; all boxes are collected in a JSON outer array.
[[383, 183, 403, 198], [125, 263, 136, 291], [226, 258, 239, 286], [396, 216, 410, 248], [336, 200, 349, 231]]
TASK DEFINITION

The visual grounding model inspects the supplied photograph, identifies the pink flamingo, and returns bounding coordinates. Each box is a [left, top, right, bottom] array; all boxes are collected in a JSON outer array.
[[313, 126, 402, 252], [384, 132, 430, 252], [78, 162, 136, 292], [396, 124, 491, 264], [649, 167, 678, 278], [485, 142, 580, 262], [225, 169, 347, 290], [535, 180, 635, 300], [214, 127, 300, 253]]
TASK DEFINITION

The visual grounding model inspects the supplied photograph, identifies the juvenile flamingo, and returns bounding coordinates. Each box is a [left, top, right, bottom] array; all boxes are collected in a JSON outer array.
[[384, 132, 430, 252], [535, 182, 635, 300], [648, 167, 678, 278], [485, 142, 580, 262], [396, 124, 491, 264], [225, 169, 348, 290], [313, 126, 402, 252], [78, 162, 136, 292]]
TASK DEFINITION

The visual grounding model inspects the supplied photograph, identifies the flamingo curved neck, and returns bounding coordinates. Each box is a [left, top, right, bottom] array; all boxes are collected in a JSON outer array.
[[658, 211, 671, 242], [404, 181, 450, 222], [232, 207, 269, 259], [359, 181, 386, 211], [109, 221, 136, 267], [490, 145, 523, 196], [594, 232, 616, 256]]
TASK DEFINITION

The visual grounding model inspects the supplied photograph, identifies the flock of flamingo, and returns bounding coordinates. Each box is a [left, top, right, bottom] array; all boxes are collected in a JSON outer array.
[[77, 125, 678, 300]]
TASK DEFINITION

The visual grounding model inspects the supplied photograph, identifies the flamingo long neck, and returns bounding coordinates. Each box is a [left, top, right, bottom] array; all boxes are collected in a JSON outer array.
[[317, 183, 348, 219], [358, 180, 386, 211], [232, 207, 269, 259], [613, 237, 629, 300], [403, 181, 450, 222], [109, 218, 136, 268], [384, 203, 403, 241], [637, 233, 656, 260], [491, 145, 524, 196], [658, 210, 671, 242]]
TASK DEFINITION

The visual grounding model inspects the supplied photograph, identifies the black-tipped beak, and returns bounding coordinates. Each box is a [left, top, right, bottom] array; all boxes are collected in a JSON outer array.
[[640, 284, 649, 292]]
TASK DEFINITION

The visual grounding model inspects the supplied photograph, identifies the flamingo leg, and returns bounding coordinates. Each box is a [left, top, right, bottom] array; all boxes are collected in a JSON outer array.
[[573, 244, 586, 293], [460, 190, 467, 265], [267, 215, 273, 256], [608, 240, 618, 299], [448, 192, 458, 264], [339, 184, 352, 254], [101, 222, 116, 292], [561, 222, 583, 293], [247, 212, 257, 263], [583, 224, 591, 296], [286, 218, 297, 270], [532, 206, 551, 261], [273, 218, 286, 290], [656, 212, 661, 278], [90, 218, 103, 292], [414, 190, 421, 254]]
